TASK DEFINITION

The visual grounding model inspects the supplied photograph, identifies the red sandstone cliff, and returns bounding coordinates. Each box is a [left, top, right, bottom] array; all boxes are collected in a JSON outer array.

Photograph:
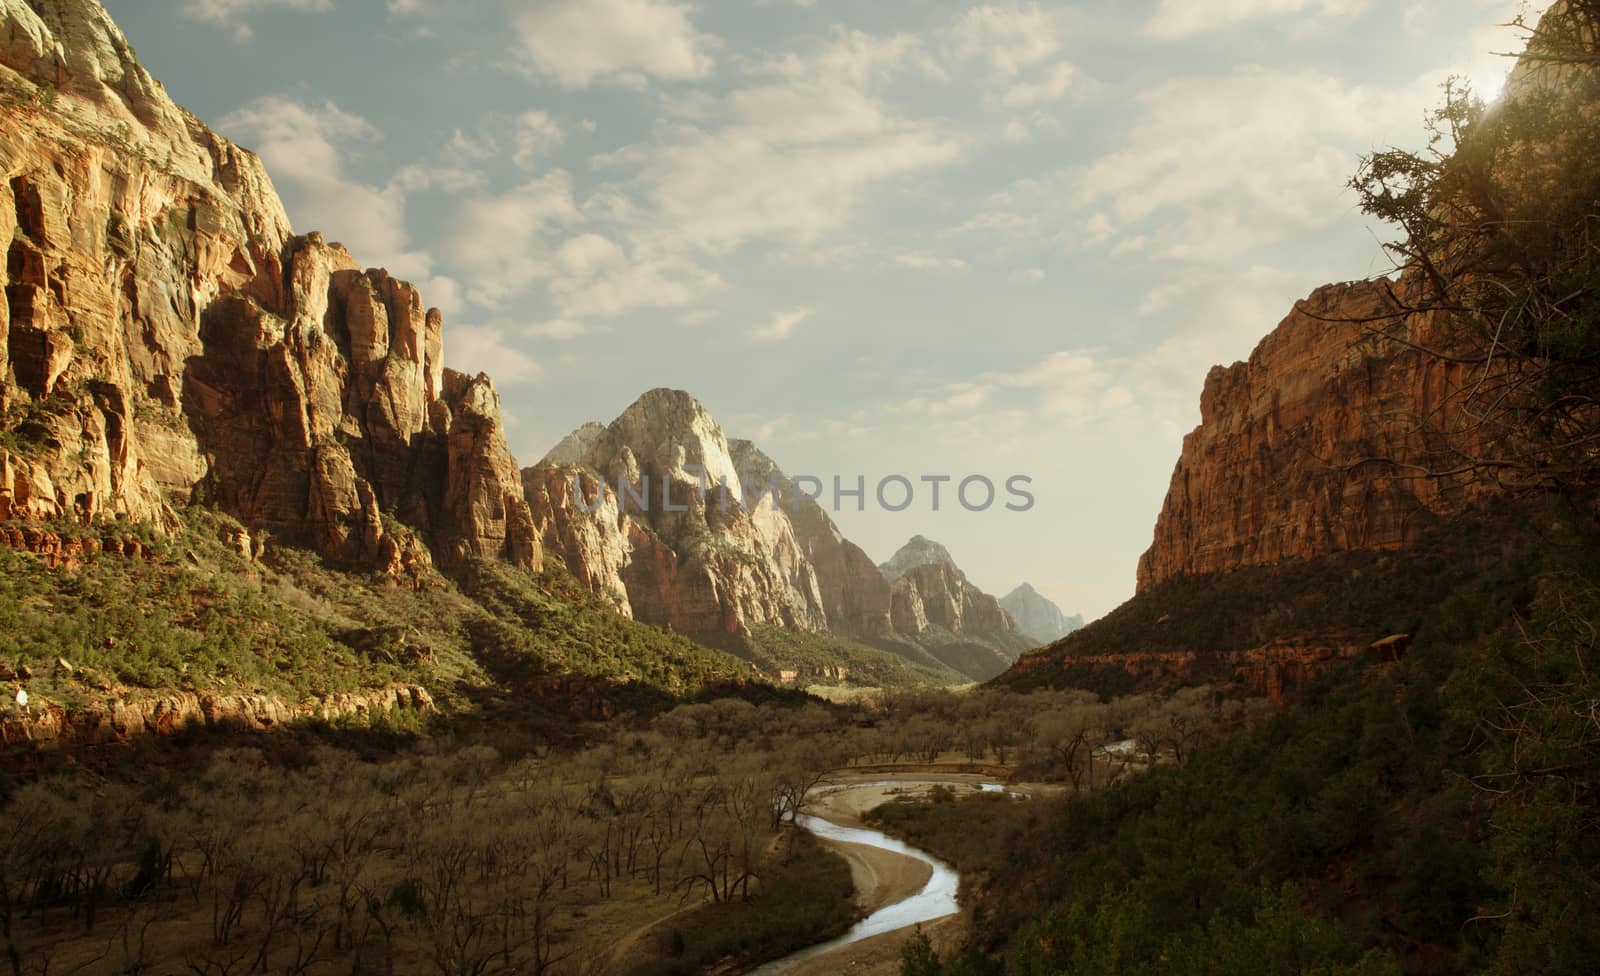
[[1136, 281, 1499, 591], [0, 0, 536, 573]]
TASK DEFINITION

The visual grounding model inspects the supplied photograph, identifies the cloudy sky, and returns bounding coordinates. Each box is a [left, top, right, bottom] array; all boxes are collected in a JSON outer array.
[[107, 0, 1520, 620]]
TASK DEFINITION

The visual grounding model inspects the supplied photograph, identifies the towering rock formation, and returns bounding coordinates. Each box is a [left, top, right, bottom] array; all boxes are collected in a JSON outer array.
[[524, 389, 892, 649], [1136, 281, 1497, 591], [0, 0, 537, 572], [542, 422, 605, 466], [527, 391, 1027, 675], [1000, 583, 1084, 645], [727, 439, 895, 639], [1135, 0, 1600, 594]]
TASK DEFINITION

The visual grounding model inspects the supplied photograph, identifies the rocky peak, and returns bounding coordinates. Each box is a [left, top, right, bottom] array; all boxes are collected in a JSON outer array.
[[543, 421, 606, 466], [999, 583, 1084, 646], [727, 438, 894, 638], [525, 393, 892, 647], [879, 535, 959, 582], [584, 388, 746, 509]]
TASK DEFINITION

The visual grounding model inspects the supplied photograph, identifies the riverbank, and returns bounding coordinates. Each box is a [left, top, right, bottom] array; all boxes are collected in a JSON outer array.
[[739, 771, 1036, 976]]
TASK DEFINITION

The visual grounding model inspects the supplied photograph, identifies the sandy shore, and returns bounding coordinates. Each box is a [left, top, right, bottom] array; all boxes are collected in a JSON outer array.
[[817, 834, 933, 915]]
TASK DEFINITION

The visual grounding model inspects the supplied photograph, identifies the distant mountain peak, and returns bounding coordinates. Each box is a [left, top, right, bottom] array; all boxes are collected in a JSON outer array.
[[1000, 584, 1084, 646], [880, 536, 958, 582]]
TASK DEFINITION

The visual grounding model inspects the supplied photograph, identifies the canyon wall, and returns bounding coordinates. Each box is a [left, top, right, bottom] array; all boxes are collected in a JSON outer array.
[[1137, 281, 1497, 591], [0, 0, 537, 574]]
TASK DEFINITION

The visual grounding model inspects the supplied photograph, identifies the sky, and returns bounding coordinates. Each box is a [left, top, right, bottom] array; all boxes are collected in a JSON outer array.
[[104, 0, 1522, 621]]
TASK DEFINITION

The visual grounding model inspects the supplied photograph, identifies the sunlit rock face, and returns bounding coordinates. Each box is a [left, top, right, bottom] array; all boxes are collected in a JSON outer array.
[[524, 390, 893, 649], [1138, 0, 1600, 593], [525, 390, 1035, 661], [0, 0, 537, 573], [1136, 281, 1499, 591]]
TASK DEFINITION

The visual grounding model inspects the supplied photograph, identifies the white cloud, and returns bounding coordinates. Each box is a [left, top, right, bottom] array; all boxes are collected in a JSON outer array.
[[596, 30, 963, 258], [939, 210, 1038, 240], [1010, 268, 1046, 284], [391, 163, 484, 195], [551, 253, 727, 318], [1072, 67, 1416, 261], [446, 173, 582, 306], [523, 319, 589, 340], [751, 307, 812, 344], [218, 97, 457, 301], [1145, 0, 1371, 38], [896, 382, 995, 419], [1001, 119, 1031, 143], [446, 324, 541, 382], [895, 253, 970, 272], [861, 264, 1311, 440], [948, 3, 1062, 80], [508, 0, 718, 88], [554, 233, 627, 277], [1002, 61, 1082, 107], [512, 111, 564, 169], [179, 0, 330, 40]]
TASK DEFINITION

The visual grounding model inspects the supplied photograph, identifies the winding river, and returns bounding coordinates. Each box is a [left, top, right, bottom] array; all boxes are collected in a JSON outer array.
[[742, 783, 976, 976]]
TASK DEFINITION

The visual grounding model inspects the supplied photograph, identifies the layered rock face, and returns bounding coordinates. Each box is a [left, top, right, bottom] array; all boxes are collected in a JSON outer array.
[[728, 438, 894, 638], [999, 583, 1084, 645], [0, 0, 536, 572], [890, 561, 1011, 635], [1002, 636, 1371, 705], [0, 684, 435, 748], [524, 391, 1034, 666], [524, 389, 891, 648], [878, 535, 1024, 643], [1137, 281, 1496, 591]]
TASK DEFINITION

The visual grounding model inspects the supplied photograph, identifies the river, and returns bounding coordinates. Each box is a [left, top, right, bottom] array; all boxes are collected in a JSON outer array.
[[742, 782, 976, 975]]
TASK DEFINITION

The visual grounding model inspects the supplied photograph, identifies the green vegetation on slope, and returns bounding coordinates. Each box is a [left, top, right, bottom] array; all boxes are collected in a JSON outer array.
[[737, 624, 963, 687], [870, 625, 1034, 684], [1003, 499, 1542, 692], [0, 506, 751, 717], [898, 513, 1600, 976], [0, 511, 403, 705], [457, 554, 752, 696]]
